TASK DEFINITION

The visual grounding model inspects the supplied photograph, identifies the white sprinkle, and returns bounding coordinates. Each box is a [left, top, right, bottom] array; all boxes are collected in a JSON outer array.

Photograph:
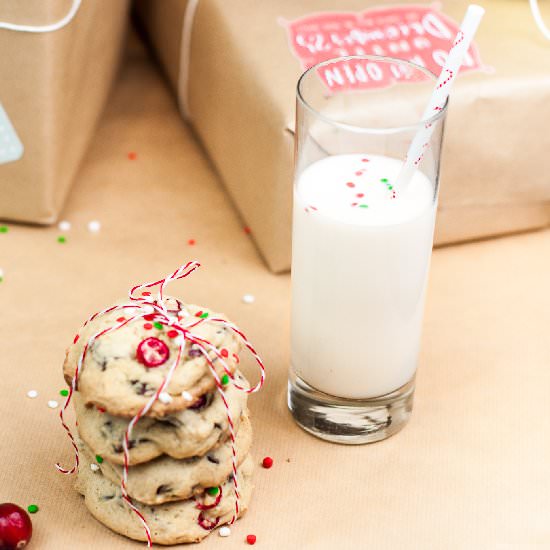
[[87, 220, 101, 233], [158, 392, 173, 404], [181, 391, 193, 402], [0, 267, 4, 278], [90, 463, 100, 472], [27, 390, 38, 398], [58, 220, 71, 231], [241, 294, 255, 304], [218, 526, 231, 537], [48, 400, 59, 409]]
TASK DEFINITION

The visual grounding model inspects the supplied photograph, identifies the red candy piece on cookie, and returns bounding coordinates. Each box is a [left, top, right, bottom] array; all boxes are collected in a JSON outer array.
[[246, 534, 257, 545], [136, 337, 170, 368], [0, 503, 32, 550]]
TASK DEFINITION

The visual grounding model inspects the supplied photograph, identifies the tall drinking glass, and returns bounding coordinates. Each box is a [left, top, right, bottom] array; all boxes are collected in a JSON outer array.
[[288, 55, 448, 444]]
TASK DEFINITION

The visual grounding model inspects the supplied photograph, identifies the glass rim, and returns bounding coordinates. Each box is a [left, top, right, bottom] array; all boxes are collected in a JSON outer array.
[[296, 55, 449, 135]]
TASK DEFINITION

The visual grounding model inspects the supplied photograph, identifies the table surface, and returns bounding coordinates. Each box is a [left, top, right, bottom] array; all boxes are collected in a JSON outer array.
[[1, 35, 549, 550]]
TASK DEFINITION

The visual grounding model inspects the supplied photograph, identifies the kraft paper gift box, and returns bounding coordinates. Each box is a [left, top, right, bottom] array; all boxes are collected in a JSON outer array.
[[136, 0, 550, 273], [0, 0, 130, 224]]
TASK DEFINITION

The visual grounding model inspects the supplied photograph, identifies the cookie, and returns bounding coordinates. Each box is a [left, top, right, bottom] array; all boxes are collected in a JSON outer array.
[[74, 372, 249, 465], [64, 300, 242, 418], [75, 449, 254, 545], [81, 414, 252, 505]]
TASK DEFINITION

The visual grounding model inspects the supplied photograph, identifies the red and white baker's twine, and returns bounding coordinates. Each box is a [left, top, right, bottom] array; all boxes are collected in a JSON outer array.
[[56, 261, 266, 547]]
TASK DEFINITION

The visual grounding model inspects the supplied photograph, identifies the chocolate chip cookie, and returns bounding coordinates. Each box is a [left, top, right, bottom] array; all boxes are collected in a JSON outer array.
[[64, 300, 242, 418], [74, 371, 249, 465], [75, 446, 253, 545], [80, 413, 252, 505]]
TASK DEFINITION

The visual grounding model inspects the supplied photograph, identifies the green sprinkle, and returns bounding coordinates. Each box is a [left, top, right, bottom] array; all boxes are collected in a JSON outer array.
[[200, 312, 209, 319], [0, 226, 8, 233], [206, 486, 220, 496], [221, 374, 229, 385], [388, 185, 393, 190], [153, 321, 163, 330], [60, 389, 69, 397], [95, 455, 104, 464], [359, 204, 369, 209], [57, 235, 66, 243], [0, 277, 3, 283], [380, 178, 388, 183], [27, 504, 39, 514]]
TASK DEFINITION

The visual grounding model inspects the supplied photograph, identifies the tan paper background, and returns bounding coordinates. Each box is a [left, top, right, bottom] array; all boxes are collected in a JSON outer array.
[[1, 35, 549, 549], [137, 0, 550, 272], [0, 0, 129, 224]]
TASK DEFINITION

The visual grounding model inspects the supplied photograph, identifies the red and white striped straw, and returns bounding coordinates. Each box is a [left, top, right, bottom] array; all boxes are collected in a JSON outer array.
[[395, 4, 485, 191]]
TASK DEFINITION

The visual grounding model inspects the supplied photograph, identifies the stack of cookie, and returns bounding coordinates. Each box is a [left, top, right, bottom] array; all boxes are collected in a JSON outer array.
[[63, 300, 254, 545]]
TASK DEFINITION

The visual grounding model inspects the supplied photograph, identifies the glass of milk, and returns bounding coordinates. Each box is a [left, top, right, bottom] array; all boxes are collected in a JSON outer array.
[[288, 55, 448, 444]]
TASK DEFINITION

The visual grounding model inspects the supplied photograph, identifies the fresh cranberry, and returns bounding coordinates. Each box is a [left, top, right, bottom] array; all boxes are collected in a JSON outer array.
[[136, 338, 169, 367], [0, 503, 32, 550]]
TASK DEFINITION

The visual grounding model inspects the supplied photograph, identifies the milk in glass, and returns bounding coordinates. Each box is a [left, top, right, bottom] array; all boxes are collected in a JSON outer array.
[[291, 153, 436, 399]]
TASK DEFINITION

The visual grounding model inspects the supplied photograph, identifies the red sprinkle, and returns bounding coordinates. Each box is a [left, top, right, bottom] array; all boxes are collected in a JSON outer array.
[[167, 330, 179, 338], [116, 316, 126, 322], [351, 202, 358, 207], [73, 334, 79, 344], [143, 323, 153, 330], [356, 193, 364, 198], [128, 152, 137, 160], [143, 314, 155, 321], [188, 239, 196, 246], [346, 182, 355, 188], [246, 534, 257, 545], [232, 353, 240, 364], [220, 348, 229, 358], [355, 171, 363, 176], [262, 456, 273, 469], [243, 226, 252, 234], [195, 311, 203, 317], [97, 407, 106, 413], [142, 291, 151, 296], [362, 158, 370, 162]]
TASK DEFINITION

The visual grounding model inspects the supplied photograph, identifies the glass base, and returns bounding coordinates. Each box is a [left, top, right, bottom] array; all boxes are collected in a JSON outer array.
[[287, 370, 415, 444]]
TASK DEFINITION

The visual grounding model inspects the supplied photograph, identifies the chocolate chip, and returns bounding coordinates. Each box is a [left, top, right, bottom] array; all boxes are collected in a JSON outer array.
[[207, 455, 219, 464], [130, 379, 155, 396], [155, 417, 182, 428], [214, 423, 222, 430], [189, 395, 207, 410], [101, 494, 115, 501], [188, 347, 202, 358], [156, 484, 172, 495]]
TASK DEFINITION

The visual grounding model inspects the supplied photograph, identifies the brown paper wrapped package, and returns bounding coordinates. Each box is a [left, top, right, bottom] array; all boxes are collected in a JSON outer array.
[[0, 0, 129, 224], [136, 0, 550, 272], [1, 34, 549, 548]]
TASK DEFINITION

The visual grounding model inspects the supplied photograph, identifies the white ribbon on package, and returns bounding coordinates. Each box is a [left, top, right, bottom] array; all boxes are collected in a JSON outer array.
[[178, 0, 201, 120], [0, 0, 81, 33], [530, 0, 550, 40]]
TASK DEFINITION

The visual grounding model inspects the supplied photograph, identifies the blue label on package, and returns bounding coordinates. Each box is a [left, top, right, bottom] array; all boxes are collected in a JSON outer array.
[[0, 102, 24, 164]]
